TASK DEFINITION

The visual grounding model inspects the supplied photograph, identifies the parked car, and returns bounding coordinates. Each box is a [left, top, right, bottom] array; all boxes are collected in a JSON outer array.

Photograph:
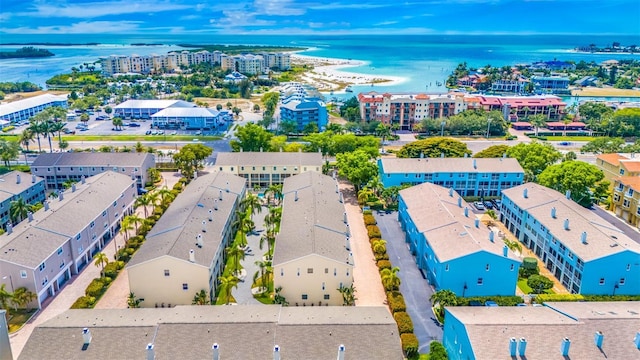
[[129, 123, 141, 127], [492, 199, 502, 209], [151, 130, 158, 135], [484, 301, 499, 307], [157, 130, 165, 135], [483, 201, 494, 210], [474, 201, 485, 211], [195, 130, 202, 135], [75, 124, 87, 129], [145, 130, 152, 135], [62, 128, 75, 135], [112, 127, 122, 131], [170, 131, 177, 135]]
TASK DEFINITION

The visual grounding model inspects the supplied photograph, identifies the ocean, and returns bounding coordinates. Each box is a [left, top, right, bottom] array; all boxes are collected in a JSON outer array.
[[1, 34, 639, 95]]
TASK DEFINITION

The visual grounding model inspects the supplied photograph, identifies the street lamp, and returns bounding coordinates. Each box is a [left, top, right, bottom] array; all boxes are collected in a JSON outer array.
[[2, 275, 14, 292], [613, 283, 619, 296], [462, 283, 468, 297], [486, 117, 492, 138], [440, 121, 446, 137]]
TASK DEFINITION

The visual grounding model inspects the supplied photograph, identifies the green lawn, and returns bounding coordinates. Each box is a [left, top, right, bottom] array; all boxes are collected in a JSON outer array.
[[8, 309, 37, 333], [518, 278, 555, 295]]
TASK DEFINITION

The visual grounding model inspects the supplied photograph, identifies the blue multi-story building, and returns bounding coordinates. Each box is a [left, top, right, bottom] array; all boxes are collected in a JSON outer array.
[[378, 157, 524, 197], [0, 171, 46, 230], [279, 99, 328, 132], [501, 183, 640, 295], [150, 107, 223, 130], [530, 76, 570, 94], [0, 94, 68, 124], [398, 183, 521, 297]]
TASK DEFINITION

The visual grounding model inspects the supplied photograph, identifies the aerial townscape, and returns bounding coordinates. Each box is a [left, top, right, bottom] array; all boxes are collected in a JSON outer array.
[[1, 1, 640, 360]]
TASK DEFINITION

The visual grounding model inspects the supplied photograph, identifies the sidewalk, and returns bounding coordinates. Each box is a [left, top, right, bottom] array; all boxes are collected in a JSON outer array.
[[339, 180, 387, 307], [232, 207, 266, 305]]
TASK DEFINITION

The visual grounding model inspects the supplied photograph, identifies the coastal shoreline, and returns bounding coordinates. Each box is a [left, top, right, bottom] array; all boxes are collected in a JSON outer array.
[[291, 53, 407, 92]]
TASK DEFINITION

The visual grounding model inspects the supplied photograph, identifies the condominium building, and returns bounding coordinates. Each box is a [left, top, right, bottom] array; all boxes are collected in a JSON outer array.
[[273, 172, 353, 306], [443, 301, 640, 360], [398, 183, 521, 297], [611, 176, 640, 228], [17, 306, 403, 360], [215, 151, 323, 189], [0, 171, 46, 230], [530, 76, 571, 94], [150, 107, 224, 130], [378, 157, 524, 197], [490, 79, 528, 94], [595, 153, 640, 189], [501, 183, 640, 295], [113, 99, 195, 119], [0, 172, 137, 308], [127, 172, 246, 307], [476, 95, 566, 121], [30, 152, 155, 192], [280, 99, 328, 132], [0, 94, 68, 124], [101, 50, 225, 75]]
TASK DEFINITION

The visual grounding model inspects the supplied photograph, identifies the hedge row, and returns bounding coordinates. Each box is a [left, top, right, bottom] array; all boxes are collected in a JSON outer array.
[[400, 334, 419, 359], [457, 295, 523, 306], [2, 125, 15, 133], [363, 214, 377, 226], [387, 291, 407, 313], [535, 294, 640, 303], [394, 312, 414, 334], [367, 225, 381, 239], [377, 259, 392, 271]]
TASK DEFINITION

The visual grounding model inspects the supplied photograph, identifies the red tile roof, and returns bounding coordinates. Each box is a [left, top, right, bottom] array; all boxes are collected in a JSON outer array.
[[615, 176, 640, 190], [620, 160, 640, 173], [596, 153, 628, 166]]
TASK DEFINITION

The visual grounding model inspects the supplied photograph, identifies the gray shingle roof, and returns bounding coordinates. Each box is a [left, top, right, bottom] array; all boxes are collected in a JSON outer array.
[[31, 152, 153, 168], [0, 172, 135, 268], [400, 183, 520, 262], [113, 99, 194, 109], [380, 157, 524, 174], [128, 171, 246, 267], [18, 306, 402, 360], [274, 172, 351, 265], [215, 151, 323, 167], [502, 183, 640, 261], [0, 171, 44, 203], [446, 301, 640, 360]]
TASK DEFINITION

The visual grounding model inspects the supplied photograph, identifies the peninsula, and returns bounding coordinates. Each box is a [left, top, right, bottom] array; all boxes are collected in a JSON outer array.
[[575, 42, 639, 54], [0, 46, 54, 59]]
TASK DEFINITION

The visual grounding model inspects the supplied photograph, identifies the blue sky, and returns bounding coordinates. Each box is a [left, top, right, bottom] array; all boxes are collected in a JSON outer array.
[[1, 0, 639, 35]]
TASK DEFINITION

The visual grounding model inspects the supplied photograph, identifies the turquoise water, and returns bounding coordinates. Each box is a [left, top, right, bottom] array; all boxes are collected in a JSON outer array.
[[1, 34, 639, 94]]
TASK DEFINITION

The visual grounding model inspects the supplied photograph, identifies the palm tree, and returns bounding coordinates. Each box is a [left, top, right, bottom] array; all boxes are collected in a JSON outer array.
[[337, 283, 357, 306], [274, 286, 288, 305], [504, 238, 522, 254], [19, 129, 34, 164], [226, 246, 245, 276], [430, 289, 458, 319], [38, 120, 56, 153], [94, 252, 109, 278], [10, 198, 33, 224], [27, 119, 44, 153], [365, 175, 384, 198], [562, 118, 571, 136], [134, 141, 145, 153], [380, 267, 401, 292], [529, 114, 547, 137], [146, 191, 160, 213], [265, 206, 282, 233], [11, 287, 36, 310], [357, 188, 374, 205], [264, 184, 283, 206], [485, 209, 497, 226], [125, 214, 143, 234], [253, 259, 270, 289], [242, 193, 262, 216], [522, 106, 530, 120], [192, 290, 209, 305], [233, 211, 254, 247], [0, 284, 12, 319], [135, 194, 152, 218], [112, 117, 124, 130], [372, 239, 387, 257], [119, 216, 134, 243], [157, 187, 174, 207], [376, 123, 392, 152], [49, 121, 66, 145], [259, 230, 276, 260], [218, 275, 239, 305], [126, 292, 142, 308]]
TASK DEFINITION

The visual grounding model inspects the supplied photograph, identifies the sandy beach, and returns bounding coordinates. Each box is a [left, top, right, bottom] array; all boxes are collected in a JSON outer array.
[[291, 53, 406, 92]]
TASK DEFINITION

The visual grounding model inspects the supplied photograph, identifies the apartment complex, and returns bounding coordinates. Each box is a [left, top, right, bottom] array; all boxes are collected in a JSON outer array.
[[530, 75, 571, 94], [273, 172, 353, 306], [595, 153, 640, 188], [113, 99, 195, 119], [443, 301, 640, 360], [0, 171, 46, 230], [0, 172, 137, 308], [378, 157, 524, 197], [127, 171, 246, 307], [101, 50, 290, 75], [280, 99, 328, 131], [150, 107, 226, 130], [0, 94, 68, 124], [215, 151, 323, 189], [611, 176, 640, 228], [501, 183, 640, 295], [357, 92, 566, 128], [17, 306, 403, 360], [30, 152, 155, 192], [398, 183, 521, 297]]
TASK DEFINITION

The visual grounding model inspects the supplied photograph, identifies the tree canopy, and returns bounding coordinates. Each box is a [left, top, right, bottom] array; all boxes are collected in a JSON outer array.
[[0, 139, 20, 167], [303, 132, 379, 157], [473, 144, 510, 158], [231, 123, 273, 152], [537, 160, 609, 207], [173, 143, 212, 179], [336, 149, 378, 191], [396, 137, 472, 158], [580, 137, 627, 154], [506, 141, 562, 182]]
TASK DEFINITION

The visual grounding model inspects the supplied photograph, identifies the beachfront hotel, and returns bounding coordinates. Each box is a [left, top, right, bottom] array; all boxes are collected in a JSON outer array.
[[443, 301, 640, 360], [30, 152, 155, 193], [0, 172, 137, 308], [398, 183, 521, 297], [500, 183, 640, 295], [127, 171, 246, 307], [378, 157, 524, 197], [273, 172, 353, 306], [0, 171, 46, 230], [101, 50, 290, 76], [357, 92, 566, 128], [215, 151, 323, 189], [16, 306, 403, 360], [0, 94, 68, 124]]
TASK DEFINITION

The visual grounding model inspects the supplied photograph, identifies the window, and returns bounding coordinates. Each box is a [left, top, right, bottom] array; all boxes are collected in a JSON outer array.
[[241, 166, 244, 171], [627, 264, 631, 271], [307, 268, 313, 274], [477, 278, 483, 285], [614, 194, 620, 202], [324, 294, 330, 300], [627, 188, 634, 197], [39, 263, 46, 272], [59, 261, 65, 269], [485, 264, 490, 271], [164, 270, 170, 276], [510, 264, 515, 271], [182, 283, 189, 290], [301, 294, 308, 300], [42, 277, 48, 286], [78, 246, 83, 253], [57, 247, 63, 255], [113, 201, 118, 207], [20, 270, 27, 278], [104, 222, 109, 229], [623, 199, 630, 208], [102, 210, 107, 217], [324, 268, 329, 274], [619, 278, 625, 285], [219, 167, 223, 171], [445, 264, 449, 271], [619, 169, 625, 175], [90, 221, 95, 228], [599, 278, 605, 285], [76, 234, 82, 241]]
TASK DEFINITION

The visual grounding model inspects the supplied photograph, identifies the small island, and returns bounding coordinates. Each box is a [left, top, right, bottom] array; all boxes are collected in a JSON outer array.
[[178, 44, 306, 54], [0, 46, 55, 59], [575, 42, 639, 54]]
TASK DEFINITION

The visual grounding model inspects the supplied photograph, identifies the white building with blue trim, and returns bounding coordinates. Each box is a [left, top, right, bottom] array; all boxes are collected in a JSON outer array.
[[500, 183, 640, 295], [150, 107, 223, 130], [0, 94, 68, 124], [398, 183, 521, 297]]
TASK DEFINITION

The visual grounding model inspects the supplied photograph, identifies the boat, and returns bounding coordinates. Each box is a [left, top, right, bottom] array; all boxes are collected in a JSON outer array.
[[345, 86, 353, 92]]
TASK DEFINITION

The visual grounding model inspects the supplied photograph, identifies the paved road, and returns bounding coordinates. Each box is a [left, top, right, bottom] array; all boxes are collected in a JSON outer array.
[[590, 206, 640, 243], [375, 212, 443, 352], [232, 206, 266, 305]]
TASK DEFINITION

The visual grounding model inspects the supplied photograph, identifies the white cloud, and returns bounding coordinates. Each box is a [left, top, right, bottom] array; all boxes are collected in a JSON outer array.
[[0, 21, 144, 34], [375, 21, 399, 26], [254, 0, 306, 16], [309, 2, 392, 10], [19, 0, 194, 18]]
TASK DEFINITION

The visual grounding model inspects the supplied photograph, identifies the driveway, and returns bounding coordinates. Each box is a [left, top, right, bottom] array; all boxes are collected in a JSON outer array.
[[232, 206, 265, 305], [375, 212, 443, 352], [590, 206, 640, 243]]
